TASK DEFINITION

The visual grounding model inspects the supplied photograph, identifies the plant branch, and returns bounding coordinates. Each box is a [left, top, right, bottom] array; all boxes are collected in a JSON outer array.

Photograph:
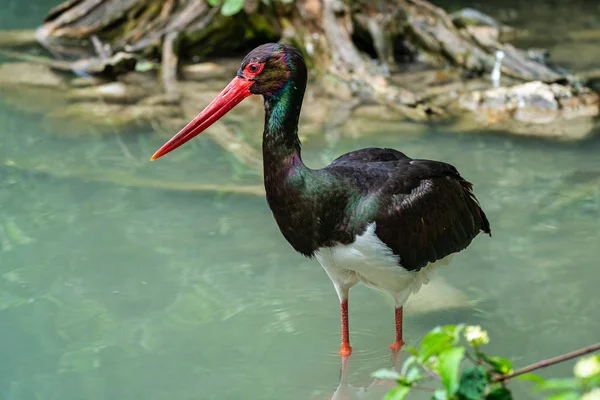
[[494, 343, 600, 383], [466, 351, 487, 370], [424, 367, 441, 381]]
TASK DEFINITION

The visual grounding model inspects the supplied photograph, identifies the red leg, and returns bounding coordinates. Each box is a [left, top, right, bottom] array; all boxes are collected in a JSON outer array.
[[339, 299, 352, 356], [389, 307, 404, 352]]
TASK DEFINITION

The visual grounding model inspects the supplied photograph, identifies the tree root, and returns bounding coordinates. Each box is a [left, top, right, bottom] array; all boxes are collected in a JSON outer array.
[[397, 0, 562, 82], [161, 31, 180, 98], [30, 0, 579, 114], [0, 30, 37, 47], [1, 0, 595, 146], [0, 48, 72, 71]]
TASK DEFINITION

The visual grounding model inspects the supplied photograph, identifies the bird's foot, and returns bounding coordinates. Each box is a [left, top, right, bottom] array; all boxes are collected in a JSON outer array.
[[389, 340, 405, 352], [339, 342, 352, 357]]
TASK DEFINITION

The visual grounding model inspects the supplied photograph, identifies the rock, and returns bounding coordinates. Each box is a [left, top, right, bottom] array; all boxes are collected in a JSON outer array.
[[343, 118, 427, 139], [119, 71, 157, 89], [140, 94, 181, 106], [299, 94, 341, 125], [457, 81, 600, 140], [66, 82, 149, 103], [353, 104, 405, 122], [70, 76, 110, 88], [0, 62, 64, 88], [69, 52, 137, 78], [181, 60, 239, 81]]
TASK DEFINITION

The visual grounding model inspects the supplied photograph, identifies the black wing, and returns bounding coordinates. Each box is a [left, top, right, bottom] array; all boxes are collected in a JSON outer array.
[[373, 159, 491, 271], [329, 147, 410, 166]]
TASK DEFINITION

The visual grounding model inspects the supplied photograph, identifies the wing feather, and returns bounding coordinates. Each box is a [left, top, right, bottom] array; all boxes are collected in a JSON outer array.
[[374, 170, 490, 271]]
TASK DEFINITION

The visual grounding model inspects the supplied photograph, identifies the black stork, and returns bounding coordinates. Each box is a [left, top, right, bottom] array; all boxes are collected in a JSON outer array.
[[151, 43, 491, 356]]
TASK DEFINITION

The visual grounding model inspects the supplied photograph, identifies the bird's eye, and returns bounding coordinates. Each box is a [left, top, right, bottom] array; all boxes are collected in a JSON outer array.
[[244, 62, 264, 76]]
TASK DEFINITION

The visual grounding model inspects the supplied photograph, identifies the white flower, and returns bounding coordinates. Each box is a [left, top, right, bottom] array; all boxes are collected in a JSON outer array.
[[582, 388, 600, 400], [464, 325, 489, 347], [574, 356, 600, 379]]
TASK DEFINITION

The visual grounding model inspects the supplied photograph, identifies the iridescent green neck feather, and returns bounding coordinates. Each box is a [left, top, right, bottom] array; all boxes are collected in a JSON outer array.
[[262, 76, 305, 168]]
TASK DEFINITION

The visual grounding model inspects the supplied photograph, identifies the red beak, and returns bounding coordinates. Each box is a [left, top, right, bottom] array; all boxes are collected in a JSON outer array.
[[150, 76, 254, 161]]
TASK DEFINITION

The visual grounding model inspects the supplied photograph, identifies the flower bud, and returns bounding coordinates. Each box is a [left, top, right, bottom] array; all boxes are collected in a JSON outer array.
[[464, 325, 489, 347], [574, 356, 600, 379]]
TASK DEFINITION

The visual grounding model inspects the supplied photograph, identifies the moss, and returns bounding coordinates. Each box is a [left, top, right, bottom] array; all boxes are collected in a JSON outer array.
[[119, 1, 164, 40], [244, 12, 279, 40], [179, 7, 279, 61]]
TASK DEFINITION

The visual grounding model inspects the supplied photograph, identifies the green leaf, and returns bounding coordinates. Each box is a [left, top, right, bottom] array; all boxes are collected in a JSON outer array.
[[406, 366, 423, 383], [536, 378, 581, 392], [588, 375, 600, 386], [483, 356, 513, 375], [221, 0, 244, 16], [419, 332, 454, 362], [545, 392, 581, 400], [384, 386, 411, 400], [400, 356, 417, 376], [405, 346, 419, 357], [515, 373, 545, 384], [485, 387, 513, 400], [372, 369, 402, 380], [457, 366, 489, 400], [207, 0, 220, 6], [135, 61, 159, 72], [438, 347, 466, 395], [441, 324, 466, 344]]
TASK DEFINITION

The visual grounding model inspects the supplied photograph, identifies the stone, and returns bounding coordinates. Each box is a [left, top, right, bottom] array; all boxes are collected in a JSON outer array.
[[457, 81, 600, 140], [0, 62, 64, 88], [66, 81, 149, 103], [70, 52, 137, 77], [181, 60, 239, 81]]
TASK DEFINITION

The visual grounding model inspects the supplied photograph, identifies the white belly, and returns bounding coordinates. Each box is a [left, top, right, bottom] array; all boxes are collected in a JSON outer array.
[[314, 223, 452, 307]]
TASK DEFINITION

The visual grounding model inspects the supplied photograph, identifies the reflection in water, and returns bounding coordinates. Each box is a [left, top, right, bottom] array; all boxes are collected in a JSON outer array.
[[328, 356, 397, 400]]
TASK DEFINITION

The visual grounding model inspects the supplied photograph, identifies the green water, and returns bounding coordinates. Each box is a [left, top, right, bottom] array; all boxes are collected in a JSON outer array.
[[1, 1, 600, 400]]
